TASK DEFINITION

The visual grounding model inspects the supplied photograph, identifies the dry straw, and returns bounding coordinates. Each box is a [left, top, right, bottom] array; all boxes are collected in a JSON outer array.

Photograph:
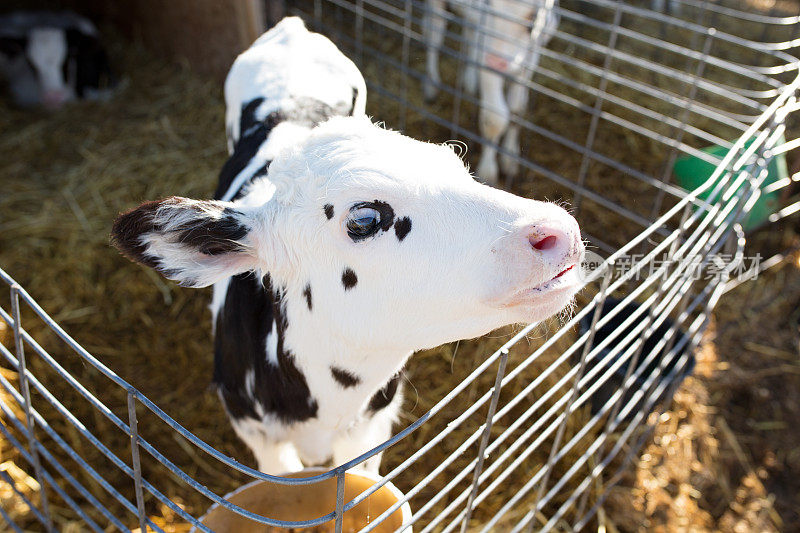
[[1, 4, 797, 529]]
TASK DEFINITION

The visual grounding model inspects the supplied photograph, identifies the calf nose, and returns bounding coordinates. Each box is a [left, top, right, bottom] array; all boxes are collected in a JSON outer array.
[[527, 220, 582, 265], [530, 234, 559, 251]]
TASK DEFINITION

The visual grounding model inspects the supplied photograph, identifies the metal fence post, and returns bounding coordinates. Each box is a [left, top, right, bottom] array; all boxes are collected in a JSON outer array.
[[459, 346, 510, 533], [573, 1, 624, 212], [522, 265, 614, 532], [9, 285, 53, 532], [128, 391, 148, 533], [334, 469, 346, 533]]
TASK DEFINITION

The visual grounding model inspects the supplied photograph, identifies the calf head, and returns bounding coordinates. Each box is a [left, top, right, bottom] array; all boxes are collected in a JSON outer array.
[[112, 116, 583, 353]]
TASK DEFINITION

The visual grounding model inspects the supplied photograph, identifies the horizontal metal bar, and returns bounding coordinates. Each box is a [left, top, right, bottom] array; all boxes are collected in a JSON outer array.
[[311, 0, 768, 143], [423, 0, 797, 77], [0, 422, 109, 533], [672, 0, 800, 25], [477, 244, 726, 529], [0, 116, 760, 528], [486, 314, 697, 530], [0, 268, 381, 488], [0, 359, 155, 532], [302, 16, 688, 234], [0, 343, 207, 531], [552, 327, 702, 530], [573, 0, 800, 67], [0, 8, 794, 532], [569, 325, 711, 530], [383, 231, 714, 529], [529, 283, 717, 527]]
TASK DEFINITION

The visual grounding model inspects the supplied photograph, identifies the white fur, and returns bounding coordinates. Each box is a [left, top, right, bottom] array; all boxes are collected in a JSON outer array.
[[424, 0, 559, 183], [209, 277, 229, 330], [265, 320, 279, 366], [220, 122, 311, 202], [223, 17, 367, 154]]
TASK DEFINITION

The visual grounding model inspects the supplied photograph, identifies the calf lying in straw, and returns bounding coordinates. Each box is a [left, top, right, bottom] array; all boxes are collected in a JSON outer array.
[[112, 17, 584, 475]]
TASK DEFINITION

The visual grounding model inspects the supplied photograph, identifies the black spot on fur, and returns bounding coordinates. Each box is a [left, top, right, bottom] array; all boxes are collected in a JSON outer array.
[[303, 283, 312, 311], [214, 273, 318, 425], [350, 86, 359, 114], [330, 366, 361, 388], [342, 268, 358, 290], [368, 374, 401, 413], [324, 204, 334, 220], [394, 217, 412, 241]]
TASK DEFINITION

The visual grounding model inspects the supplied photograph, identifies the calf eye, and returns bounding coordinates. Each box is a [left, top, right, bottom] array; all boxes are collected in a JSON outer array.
[[347, 206, 381, 240]]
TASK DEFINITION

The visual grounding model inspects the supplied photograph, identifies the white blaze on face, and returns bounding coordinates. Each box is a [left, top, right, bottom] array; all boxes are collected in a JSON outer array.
[[26, 28, 70, 108]]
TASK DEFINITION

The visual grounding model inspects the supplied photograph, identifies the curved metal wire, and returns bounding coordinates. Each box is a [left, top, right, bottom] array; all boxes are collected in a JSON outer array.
[[1, 1, 798, 531]]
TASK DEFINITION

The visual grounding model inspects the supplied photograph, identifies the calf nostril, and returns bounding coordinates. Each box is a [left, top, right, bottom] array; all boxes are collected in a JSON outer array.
[[530, 235, 558, 251]]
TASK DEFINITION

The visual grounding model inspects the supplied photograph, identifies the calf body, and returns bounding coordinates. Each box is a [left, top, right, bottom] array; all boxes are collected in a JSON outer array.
[[214, 18, 378, 473], [423, 0, 558, 184], [113, 18, 584, 475], [0, 11, 114, 109]]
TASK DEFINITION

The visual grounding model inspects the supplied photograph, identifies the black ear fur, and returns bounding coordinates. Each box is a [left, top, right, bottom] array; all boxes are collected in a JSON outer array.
[[110, 199, 163, 269], [111, 197, 250, 269]]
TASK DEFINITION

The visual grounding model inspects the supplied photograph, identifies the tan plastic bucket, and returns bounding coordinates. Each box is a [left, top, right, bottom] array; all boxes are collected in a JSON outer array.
[[195, 468, 412, 532]]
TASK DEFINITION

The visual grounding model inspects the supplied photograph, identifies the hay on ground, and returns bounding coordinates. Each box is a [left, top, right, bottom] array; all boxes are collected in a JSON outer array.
[[0, 4, 798, 531]]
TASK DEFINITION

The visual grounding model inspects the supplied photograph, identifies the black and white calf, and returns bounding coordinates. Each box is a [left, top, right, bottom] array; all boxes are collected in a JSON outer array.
[[112, 17, 585, 475], [0, 11, 115, 109]]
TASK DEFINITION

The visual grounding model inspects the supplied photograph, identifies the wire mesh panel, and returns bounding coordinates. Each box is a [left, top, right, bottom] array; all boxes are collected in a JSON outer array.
[[1, 1, 799, 532], [294, 0, 799, 252]]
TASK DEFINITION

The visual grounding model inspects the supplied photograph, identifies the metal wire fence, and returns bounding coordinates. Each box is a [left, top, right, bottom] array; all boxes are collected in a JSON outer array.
[[1, 0, 799, 531]]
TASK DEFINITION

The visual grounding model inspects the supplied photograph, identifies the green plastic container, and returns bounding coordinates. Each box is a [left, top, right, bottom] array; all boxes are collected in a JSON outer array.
[[672, 137, 787, 231]]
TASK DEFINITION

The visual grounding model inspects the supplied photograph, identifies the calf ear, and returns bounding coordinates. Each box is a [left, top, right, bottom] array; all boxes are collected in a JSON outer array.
[[111, 197, 259, 288]]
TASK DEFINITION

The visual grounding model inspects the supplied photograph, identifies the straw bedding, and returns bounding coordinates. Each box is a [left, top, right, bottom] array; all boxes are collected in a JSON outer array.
[[0, 9, 798, 533], [605, 232, 800, 532]]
